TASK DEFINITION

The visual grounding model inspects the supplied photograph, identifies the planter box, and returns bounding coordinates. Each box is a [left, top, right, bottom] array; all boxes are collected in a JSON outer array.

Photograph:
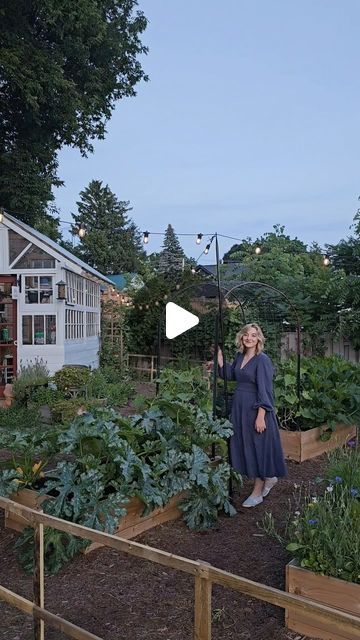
[[85, 492, 185, 553], [280, 423, 357, 463], [5, 488, 47, 532], [286, 560, 360, 640]]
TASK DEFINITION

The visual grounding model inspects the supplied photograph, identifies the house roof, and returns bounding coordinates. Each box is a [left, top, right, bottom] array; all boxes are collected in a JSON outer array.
[[4, 212, 113, 284]]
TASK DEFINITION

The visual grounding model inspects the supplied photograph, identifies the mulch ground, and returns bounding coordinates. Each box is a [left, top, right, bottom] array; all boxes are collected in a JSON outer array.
[[0, 384, 325, 640]]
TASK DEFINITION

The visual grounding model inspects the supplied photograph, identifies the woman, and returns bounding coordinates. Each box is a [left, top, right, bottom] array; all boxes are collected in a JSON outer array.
[[218, 323, 287, 507]]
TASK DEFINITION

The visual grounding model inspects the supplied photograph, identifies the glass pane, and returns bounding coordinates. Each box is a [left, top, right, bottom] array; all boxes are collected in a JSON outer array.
[[40, 276, 53, 304], [46, 315, 56, 344], [8, 230, 30, 264], [13, 244, 55, 269], [34, 316, 45, 344], [0, 283, 12, 302], [25, 276, 39, 303], [22, 316, 33, 345]]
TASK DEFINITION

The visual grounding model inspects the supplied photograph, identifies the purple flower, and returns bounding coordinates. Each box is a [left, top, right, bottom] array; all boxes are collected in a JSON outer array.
[[334, 476, 342, 483], [347, 439, 356, 448], [308, 519, 318, 525], [350, 488, 359, 497]]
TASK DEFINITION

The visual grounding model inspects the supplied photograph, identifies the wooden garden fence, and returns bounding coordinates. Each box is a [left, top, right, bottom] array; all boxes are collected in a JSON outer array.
[[1, 495, 360, 640]]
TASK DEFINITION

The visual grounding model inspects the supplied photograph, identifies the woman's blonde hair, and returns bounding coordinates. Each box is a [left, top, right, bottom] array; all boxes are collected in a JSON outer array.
[[235, 323, 265, 354]]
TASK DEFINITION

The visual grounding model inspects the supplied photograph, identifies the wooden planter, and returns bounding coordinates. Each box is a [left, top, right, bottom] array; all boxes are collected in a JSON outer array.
[[280, 423, 357, 463], [85, 492, 185, 553], [5, 488, 47, 532], [286, 560, 360, 640]]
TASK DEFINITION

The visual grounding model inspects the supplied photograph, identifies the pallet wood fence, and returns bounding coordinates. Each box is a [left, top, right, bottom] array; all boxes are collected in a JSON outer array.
[[1, 496, 360, 640]]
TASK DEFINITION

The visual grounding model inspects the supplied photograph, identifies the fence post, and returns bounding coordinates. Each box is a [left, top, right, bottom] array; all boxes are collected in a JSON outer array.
[[33, 522, 45, 640], [194, 562, 212, 640]]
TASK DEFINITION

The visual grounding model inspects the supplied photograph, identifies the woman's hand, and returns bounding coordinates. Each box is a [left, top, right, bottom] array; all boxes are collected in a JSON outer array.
[[217, 347, 223, 368], [255, 408, 266, 433]]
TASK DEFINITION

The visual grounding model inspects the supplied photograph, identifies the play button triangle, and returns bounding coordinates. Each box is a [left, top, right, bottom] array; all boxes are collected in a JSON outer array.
[[165, 302, 199, 339]]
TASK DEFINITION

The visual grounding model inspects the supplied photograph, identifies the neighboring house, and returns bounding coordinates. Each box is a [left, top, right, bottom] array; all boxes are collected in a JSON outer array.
[[0, 211, 113, 395], [102, 273, 144, 305]]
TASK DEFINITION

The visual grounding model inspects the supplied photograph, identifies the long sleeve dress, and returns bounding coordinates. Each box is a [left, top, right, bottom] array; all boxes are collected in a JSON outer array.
[[219, 351, 287, 479]]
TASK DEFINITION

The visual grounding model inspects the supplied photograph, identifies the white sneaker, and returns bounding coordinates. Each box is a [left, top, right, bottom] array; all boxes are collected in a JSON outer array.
[[262, 477, 278, 498], [242, 495, 263, 508]]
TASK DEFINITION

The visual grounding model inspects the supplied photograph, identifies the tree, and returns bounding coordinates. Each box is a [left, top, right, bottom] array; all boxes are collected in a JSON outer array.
[[71, 180, 145, 274], [0, 0, 148, 226], [223, 225, 307, 262], [221, 226, 349, 356], [158, 224, 186, 276]]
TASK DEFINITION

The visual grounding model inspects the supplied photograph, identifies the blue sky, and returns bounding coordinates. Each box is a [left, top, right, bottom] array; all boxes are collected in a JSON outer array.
[[55, 0, 360, 261]]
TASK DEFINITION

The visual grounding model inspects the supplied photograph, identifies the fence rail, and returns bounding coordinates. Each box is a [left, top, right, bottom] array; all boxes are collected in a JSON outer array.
[[1, 495, 360, 640], [127, 353, 206, 381]]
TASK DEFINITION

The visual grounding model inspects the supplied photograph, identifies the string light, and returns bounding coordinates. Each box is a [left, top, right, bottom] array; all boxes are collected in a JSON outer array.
[[254, 246, 261, 255], [196, 233, 203, 245], [143, 231, 149, 244], [191, 266, 196, 274], [204, 244, 211, 255], [323, 255, 330, 266], [78, 224, 86, 239]]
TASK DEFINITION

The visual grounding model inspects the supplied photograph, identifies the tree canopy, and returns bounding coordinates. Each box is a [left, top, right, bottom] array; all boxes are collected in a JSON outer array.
[[0, 0, 148, 225]]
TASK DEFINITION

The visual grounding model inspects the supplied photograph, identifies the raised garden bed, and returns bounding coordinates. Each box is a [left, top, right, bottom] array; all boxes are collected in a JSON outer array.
[[5, 488, 47, 532], [85, 492, 186, 553], [5, 487, 186, 551], [280, 423, 357, 463], [285, 559, 360, 640]]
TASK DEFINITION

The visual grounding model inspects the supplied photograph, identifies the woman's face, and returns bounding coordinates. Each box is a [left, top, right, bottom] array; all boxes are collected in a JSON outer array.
[[242, 327, 259, 349]]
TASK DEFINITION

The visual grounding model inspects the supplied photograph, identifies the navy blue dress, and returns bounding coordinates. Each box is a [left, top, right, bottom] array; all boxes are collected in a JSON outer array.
[[219, 352, 287, 480]]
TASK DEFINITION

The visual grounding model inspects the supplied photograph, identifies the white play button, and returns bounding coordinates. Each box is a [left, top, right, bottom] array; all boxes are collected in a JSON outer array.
[[165, 302, 199, 339]]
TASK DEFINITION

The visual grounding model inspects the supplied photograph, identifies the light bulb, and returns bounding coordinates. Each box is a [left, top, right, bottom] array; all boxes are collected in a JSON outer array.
[[204, 244, 210, 255], [196, 233, 203, 245], [254, 246, 261, 255], [323, 255, 330, 266], [78, 226, 86, 238], [143, 231, 149, 244]]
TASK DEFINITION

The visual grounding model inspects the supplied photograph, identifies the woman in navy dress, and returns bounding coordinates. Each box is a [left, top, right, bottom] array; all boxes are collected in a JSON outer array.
[[218, 323, 287, 507]]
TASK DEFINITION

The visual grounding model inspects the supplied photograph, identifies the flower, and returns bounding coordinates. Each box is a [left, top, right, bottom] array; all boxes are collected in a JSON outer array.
[[311, 497, 318, 503], [326, 485, 333, 493], [347, 439, 356, 448], [350, 488, 359, 498], [334, 476, 342, 483], [308, 519, 318, 525], [294, 511, 300, 516]]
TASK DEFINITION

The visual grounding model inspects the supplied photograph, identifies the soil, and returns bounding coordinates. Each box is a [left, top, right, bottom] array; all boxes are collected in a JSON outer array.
[[0, 383, 326, 640]]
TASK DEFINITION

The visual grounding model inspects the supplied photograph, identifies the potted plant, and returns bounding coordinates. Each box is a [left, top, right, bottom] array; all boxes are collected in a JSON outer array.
[[285, 447, 360, 640], [274, 356, 359, 462]]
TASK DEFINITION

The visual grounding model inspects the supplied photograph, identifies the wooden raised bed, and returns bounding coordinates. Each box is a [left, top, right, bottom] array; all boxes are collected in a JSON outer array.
[[85, 492, 185, 553], [5, 488, 47, 532], [6, 488, 185, 548], [280, 423, 357, 463], [286, 560, 360, 640]]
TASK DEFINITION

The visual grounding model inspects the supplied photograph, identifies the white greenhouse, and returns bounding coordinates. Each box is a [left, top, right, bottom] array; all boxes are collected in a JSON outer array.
[[0, 211, 112, 397]]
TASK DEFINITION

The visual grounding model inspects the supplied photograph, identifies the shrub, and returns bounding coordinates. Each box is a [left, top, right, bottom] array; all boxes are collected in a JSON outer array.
[[54, 366, 91, 395], [12, 359, 50, 405]]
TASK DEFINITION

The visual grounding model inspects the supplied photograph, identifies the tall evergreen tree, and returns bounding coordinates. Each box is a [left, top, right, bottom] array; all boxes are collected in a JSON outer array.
[[71, 180, 144, 274], [158, 224, 186, 275]]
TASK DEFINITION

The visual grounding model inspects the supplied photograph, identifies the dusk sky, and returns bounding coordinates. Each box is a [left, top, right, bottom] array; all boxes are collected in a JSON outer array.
[[55, 0, 360, 261]]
